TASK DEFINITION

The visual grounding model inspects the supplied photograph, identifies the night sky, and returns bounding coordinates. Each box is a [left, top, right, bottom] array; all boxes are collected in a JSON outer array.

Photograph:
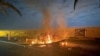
[[0, 0, 100, 29]]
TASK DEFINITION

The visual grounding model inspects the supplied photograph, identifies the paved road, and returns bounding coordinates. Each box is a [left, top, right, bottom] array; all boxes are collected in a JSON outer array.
[[0, 40, 100, 56]]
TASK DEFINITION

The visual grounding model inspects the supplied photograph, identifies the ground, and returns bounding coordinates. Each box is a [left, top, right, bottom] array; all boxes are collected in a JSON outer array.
[[0, 38, 100, 56]]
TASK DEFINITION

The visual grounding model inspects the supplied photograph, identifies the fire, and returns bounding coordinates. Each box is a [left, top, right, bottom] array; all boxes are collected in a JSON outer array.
[[31, 41, 35, 44], [29, 34, 53, 45], [60, 42, 65, 46], [38, 41, 45, 44], [46, 35, 52, 44], [29, 31, 68, 45], [60, 42, 68, 47], [38, 45, 46, 48]]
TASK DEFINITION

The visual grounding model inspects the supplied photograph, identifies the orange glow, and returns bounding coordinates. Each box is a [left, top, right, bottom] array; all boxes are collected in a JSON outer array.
[[38, 45, 46, 48], [65, 42, 68, 46], [60, 42, 65, 46], [60, 42, 68, 47], [28, 31, 68, 45], [46, 35, 52, 44], [38, 41, 45, 44], [31, 41, 35, 44]]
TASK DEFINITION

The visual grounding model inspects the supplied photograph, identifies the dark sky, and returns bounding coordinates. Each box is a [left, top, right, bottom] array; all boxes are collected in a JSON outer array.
[[0, 0, 100, 29]]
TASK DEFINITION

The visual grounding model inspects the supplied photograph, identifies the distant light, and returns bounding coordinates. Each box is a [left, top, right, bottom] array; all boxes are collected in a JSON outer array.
[[0, 31, 8, 37]]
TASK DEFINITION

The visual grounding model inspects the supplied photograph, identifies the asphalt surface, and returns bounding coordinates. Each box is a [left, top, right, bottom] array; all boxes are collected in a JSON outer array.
[[0, 40, 100, 56]]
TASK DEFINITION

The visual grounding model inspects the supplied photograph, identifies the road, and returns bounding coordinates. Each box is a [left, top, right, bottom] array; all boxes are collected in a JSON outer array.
[[0, 40, 100, 56]]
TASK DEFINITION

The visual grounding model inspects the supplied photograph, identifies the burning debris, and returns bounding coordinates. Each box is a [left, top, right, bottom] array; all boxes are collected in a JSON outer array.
[[24, 30, 68, 46]]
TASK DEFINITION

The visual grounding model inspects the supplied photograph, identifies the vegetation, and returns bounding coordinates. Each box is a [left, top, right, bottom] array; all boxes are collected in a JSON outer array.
[[0, 0, 22, 16]]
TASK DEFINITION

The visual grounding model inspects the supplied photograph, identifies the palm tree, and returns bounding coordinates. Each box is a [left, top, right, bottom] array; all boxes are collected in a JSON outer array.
[[99, 0, 100, 8], [0, 7, 8, 15], [0, 0, 22, 16], [63, 0, 78, 10], [74, 0, 78, 10], [73, 0, 100, 10]]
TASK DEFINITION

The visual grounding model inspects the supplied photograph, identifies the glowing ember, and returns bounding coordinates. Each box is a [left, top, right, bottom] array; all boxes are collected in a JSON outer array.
[[60, 42, 68, 47], [65, 42, 68, 46], [60, 42, 65, 46], [38, 45, 46, 48], [31, 41, 35, 44]]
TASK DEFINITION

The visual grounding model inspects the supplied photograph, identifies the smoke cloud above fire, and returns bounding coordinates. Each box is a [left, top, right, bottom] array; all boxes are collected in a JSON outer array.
[[0, 0, 100, 29]]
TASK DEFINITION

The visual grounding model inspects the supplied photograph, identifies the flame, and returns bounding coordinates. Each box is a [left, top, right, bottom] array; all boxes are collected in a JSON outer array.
[[60, 42, 68, 47], [38, 45, 46, 48], [31, 41, 35, 44], [60, 42, 65, 46], [38, 41, 45, 44], [46, 34, 52, 44]]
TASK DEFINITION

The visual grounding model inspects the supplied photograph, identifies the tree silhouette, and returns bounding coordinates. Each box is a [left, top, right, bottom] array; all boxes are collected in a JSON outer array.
[[74, 0, 78, 10], [99, 0, 100, 8], [0, 0, 22, 16]]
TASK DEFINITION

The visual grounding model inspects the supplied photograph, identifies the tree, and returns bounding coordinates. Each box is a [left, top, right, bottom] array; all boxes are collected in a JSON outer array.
[[74, 0, 78, 10], [63, 0, 78, 10], [0, 0, 22, 16]]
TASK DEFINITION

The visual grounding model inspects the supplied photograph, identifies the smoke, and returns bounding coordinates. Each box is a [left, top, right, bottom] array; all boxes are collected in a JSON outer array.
[[42, 9, 51, 30], [25, 0, 53, 10], [25, 0, 53, 30], [57, 10, 66, 29], [25, 0, 67, 30]]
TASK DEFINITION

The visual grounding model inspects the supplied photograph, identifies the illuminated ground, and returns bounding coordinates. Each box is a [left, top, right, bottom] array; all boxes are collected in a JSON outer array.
[[0, 38, 100, 56]]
